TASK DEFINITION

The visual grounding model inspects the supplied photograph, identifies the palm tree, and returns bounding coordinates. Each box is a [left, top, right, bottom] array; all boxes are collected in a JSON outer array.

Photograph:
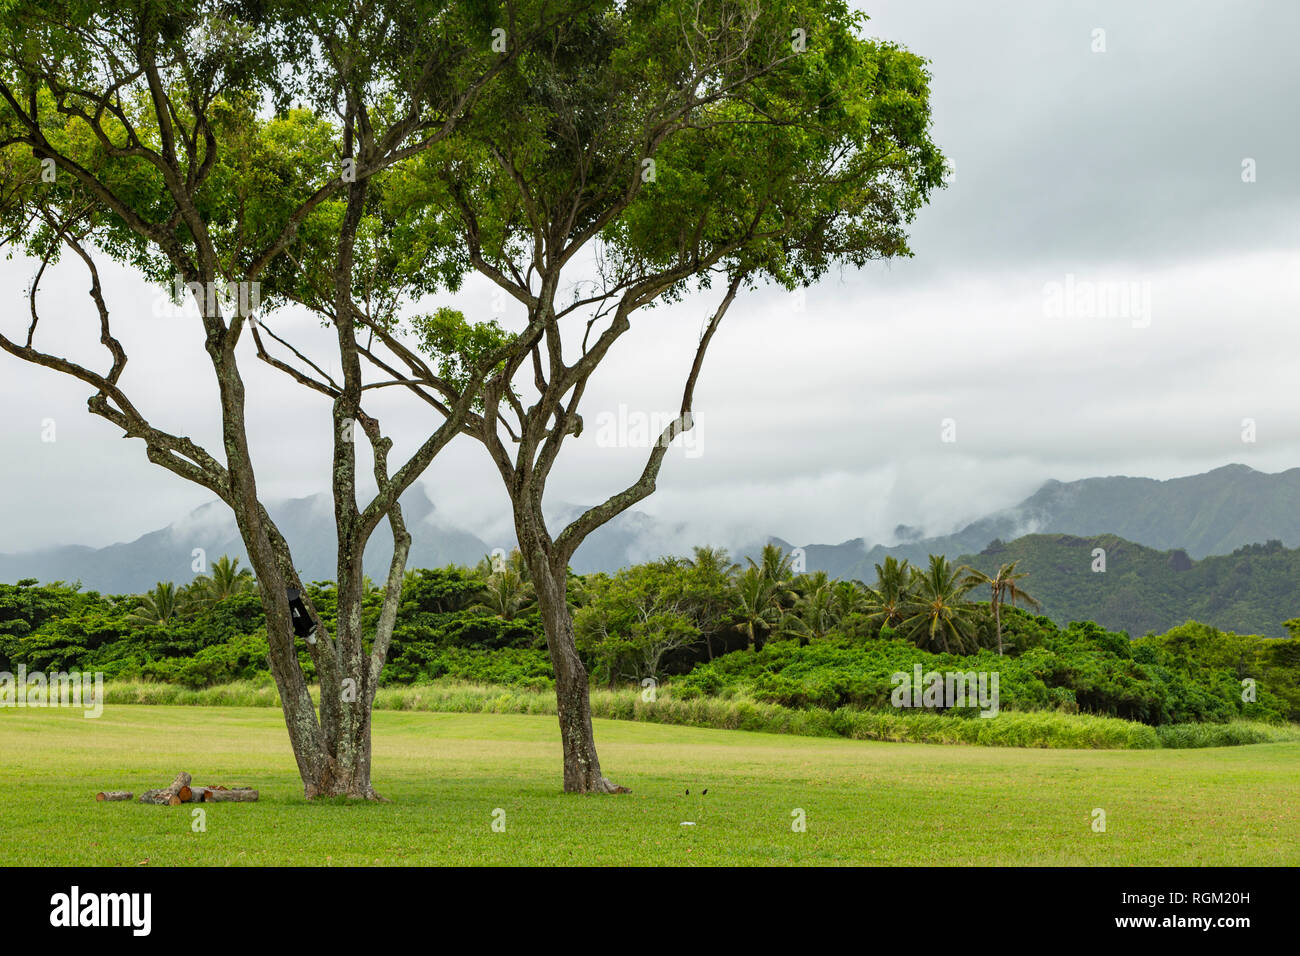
[[963, 561, 1041, 656], [786, 577, 838, 645], [475, 548, 531, 582], [472, 567, 535, 621], [503, 548, 530, 581], [126, 581, 184, 627], [733, 567, 785, 651], [691, 545, 739, 580], [191, 555, 256, 606], [898, 555, 981, 654], [864, 556, 912, 631], [747, 542, 795, 583], [473, 554, 497, 579], [793, 569, 830, 597], [830, 579, 870, 620]]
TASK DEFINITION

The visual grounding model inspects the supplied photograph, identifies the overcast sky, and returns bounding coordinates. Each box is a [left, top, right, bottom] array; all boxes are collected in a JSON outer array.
[[2, 0, 1298, 555]]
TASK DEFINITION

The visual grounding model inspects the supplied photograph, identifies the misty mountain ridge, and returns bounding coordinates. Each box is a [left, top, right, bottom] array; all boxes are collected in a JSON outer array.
[[0, 488, 486, 594], [0, 487, 710, 593], [763, 464, 1300, 581], [1, 463, 1296, 594]]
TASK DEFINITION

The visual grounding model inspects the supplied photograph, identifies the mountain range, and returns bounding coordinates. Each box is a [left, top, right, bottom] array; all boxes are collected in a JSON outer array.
[[0, 487, 692, 593], [764, 464, 1300, 581], [2, 464, 1298, 637], [0, 489, 489, 594]]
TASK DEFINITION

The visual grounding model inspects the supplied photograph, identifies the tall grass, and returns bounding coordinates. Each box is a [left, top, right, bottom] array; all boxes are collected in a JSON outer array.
[[101, 679, 1300, 749], [1154, 720, 1300, 748], [105, 679, 284, 708]]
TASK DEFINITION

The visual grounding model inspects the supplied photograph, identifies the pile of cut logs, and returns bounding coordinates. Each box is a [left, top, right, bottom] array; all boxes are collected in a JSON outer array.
[[94, 772, 258, 805]]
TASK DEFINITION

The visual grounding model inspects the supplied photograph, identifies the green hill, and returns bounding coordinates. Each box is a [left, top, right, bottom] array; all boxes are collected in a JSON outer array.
[[960, 534, 1300, 637]]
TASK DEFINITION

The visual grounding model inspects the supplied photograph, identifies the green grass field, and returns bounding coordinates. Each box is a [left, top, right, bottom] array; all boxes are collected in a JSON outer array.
[[2, 704, 1297, 865]]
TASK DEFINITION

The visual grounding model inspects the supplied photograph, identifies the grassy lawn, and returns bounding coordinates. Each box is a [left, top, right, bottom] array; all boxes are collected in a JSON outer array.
[[2, 704, 1297, 865]]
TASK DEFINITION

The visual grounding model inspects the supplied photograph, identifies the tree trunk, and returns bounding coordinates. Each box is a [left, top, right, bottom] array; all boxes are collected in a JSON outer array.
[[994, 597, 1003, 656], [251, 556, 384, 801], [535, 565, 629, 795], [328, 686, 382, 801], [260, 607, 340, 797]]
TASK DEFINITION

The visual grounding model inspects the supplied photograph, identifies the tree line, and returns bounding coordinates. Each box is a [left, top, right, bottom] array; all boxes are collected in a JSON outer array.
[[5, 544, 1298, 725]]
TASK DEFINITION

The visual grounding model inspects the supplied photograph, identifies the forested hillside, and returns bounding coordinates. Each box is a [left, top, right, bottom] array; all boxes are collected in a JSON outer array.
[[961, 535, 1300, 638]]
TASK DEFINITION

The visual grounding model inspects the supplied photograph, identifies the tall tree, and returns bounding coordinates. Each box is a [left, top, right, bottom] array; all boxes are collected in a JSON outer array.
[[0, 0, 580, 798], [865, 556, 913, 631], [573, 559, 698, 686], [472, 566, 535, 621], [380, 0, 946, 791], [830, 579, 870, 622], [191, 555, 257, 606], [126, 581, 185, 627], [733, 566, 785, 652], [900, 555, 980, 654], [748, 543, 797, 584], [685, 546, 738, 659], [786, 572, 838, 645], [964, 560, 1040, 656]]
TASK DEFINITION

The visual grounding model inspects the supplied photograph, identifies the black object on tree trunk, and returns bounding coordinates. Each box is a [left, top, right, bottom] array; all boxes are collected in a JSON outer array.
[[287, 587, 317, 642]]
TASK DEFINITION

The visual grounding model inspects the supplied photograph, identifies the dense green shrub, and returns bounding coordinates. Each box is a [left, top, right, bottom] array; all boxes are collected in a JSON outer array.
[[132, 632, 272, 688], [672, 619, 1290, 726]]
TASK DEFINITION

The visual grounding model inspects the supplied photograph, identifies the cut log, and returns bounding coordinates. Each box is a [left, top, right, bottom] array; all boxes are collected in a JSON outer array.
[[162, 771, 191, 806], [133, 775, 257, 804], [203, 787, 258, 802], [138, 771, 193, 806], [96, 790, 133, 802], [139, 789, 183, 806]]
